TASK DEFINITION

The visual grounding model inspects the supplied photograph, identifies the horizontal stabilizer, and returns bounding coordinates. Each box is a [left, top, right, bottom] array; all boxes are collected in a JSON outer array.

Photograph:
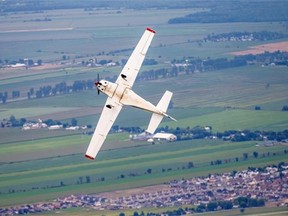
[[146, 91, 175, 134]]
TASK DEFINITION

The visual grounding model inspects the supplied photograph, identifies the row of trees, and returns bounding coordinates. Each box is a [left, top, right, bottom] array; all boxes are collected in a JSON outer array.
[[27, 80, 96, 100], [157, 125, 288, 142], [0, 90, 22, 102], [136, 51, 287, 84], [53, 152, 287, 192], [2, 50, 287, 104], [0, 0, 222, 12], [3, 114, 288, 143], [204, 31, 287, 42], [168, 1, 288, 24], [210, 150, 288, 168], [119, 196, 265, 216], [1, 115, 83, 128], [0, 58, 42, 67]]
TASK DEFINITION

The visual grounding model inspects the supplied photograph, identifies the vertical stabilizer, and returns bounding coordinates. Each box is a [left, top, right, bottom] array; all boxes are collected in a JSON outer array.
[[157, 90, 173, 112], [146, 113, 163, 134], [146, 91, 174, 134]]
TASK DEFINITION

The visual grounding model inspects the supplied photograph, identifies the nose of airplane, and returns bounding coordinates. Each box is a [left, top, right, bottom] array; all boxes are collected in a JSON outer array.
[[95, 80, 101, 95]]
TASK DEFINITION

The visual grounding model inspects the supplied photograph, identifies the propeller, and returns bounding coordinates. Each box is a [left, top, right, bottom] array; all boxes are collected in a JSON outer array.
[[95, 73, 101, 95]]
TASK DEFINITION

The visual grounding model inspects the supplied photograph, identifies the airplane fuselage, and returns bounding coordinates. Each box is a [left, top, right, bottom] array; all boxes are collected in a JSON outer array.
[[96, 80, 164, 115]]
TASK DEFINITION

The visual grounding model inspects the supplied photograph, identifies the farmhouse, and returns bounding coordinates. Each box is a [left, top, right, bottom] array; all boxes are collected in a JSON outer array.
[[130, 132, 177, 142], [48, 125, 63, 130], [153, 133, 177, 142], [22, 119, 47, 130]]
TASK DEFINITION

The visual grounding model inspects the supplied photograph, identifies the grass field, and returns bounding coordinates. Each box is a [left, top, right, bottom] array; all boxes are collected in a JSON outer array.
[[1, 136, 287, 206], [0, 7, 288, 212], [33, 206, 288, 216]]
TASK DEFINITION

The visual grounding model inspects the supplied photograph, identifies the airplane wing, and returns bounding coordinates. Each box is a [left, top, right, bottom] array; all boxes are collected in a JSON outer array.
[[85, 97, 123, 160], [116, 27, 156, 88]]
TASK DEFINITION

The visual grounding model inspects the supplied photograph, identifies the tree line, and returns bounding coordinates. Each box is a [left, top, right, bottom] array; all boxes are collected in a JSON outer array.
[[0, 0, 226, 13], [168, 1, 288, 24], [157, 125, 288, 142], [28, 80, 96, 100], [120, 196, 265, 216], [0, 115, 90, 129], [204, 31, 287, 42], [0, 58, 42, 67], [3, 114, 288, 143], [1, 50, 287, 104]]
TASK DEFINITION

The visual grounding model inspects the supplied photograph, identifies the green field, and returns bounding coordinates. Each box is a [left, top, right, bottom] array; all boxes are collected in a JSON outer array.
[[0, 6, 288, 213], [1, 136, 287, 206], [33, 206, 288, 216]]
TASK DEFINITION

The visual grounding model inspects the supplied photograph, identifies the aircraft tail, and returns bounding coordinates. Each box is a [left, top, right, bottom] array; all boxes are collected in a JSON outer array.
[[146, 91, 176, 134]]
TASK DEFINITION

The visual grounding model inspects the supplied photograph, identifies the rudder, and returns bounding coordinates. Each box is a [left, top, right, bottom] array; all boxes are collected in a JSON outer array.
[[146, 91, 174, 134]]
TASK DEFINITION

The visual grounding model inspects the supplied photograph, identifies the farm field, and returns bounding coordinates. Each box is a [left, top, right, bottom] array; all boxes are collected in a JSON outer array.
[[0, 5, 288, 213], [1, 138, 287, 206], [231, 41, 288, 55]]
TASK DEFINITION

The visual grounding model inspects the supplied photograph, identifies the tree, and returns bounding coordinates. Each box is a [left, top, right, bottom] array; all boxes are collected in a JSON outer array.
[[236, 197, 248, 208], [78, 176, 83, 184], [28, 59, 34, 66], [253, 151, 258, 158], [255, 106, 261, 110], [257, 199, 265, 206], [218, 200, 233, 210], [196, 203, 206, 213], [71, 118, 78, 126], [12, 90, 20, 99], [175, 208, 185, 215], [9, 115, 17, 125], [187, 161, 194, 168], [37, 59, 42, 65], [147, 168, 152, 174], [1, 92, 7, 103], [243, 153, 248, 160], [119, 213, 125, 216], [282, 105, 288, 111], [30, 88, 34, 96], [207, 202, 218, 211], [19, 118, 27, 126], [36, 90, 42, 98]]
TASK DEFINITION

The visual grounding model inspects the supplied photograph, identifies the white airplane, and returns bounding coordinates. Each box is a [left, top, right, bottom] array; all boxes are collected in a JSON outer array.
[[85, 28, 176, 160]]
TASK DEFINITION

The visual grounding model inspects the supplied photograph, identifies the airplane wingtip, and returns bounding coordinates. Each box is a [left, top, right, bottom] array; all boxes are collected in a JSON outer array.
[[146, 27, 156, 34], [85, 154, 95, 160]]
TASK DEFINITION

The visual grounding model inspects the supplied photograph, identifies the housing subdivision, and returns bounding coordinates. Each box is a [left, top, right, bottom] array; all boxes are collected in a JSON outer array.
[[1, 164, 288, 215]]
